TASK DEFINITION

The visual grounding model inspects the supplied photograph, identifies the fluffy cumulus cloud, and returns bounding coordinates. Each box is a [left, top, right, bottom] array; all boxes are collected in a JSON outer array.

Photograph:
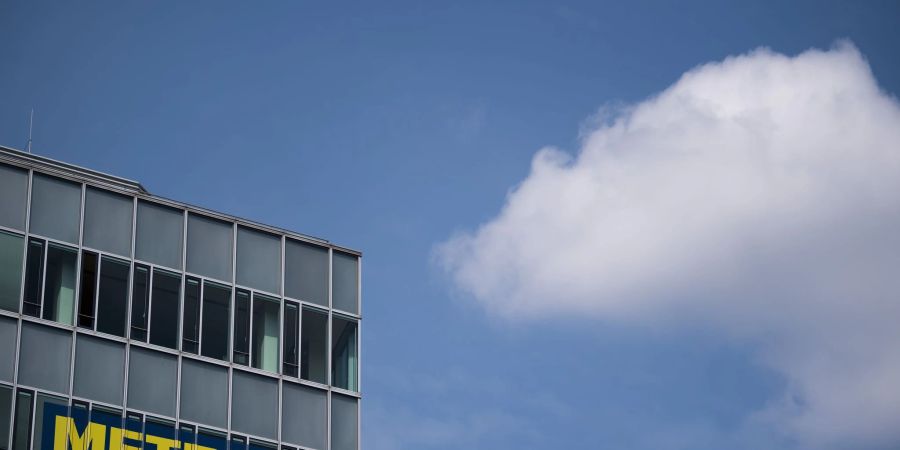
[[437, 42, 900, 448]]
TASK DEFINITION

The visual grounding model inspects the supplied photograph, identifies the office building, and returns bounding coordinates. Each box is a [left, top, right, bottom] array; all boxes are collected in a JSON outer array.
[[0, 146, 361, 450]]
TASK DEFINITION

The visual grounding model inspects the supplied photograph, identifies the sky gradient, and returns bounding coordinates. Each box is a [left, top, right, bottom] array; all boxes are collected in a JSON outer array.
[[3, 2, 900, 449]]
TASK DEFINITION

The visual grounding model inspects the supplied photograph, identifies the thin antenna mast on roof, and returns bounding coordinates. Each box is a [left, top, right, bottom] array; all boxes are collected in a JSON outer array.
[[26, 109, 34, 153]]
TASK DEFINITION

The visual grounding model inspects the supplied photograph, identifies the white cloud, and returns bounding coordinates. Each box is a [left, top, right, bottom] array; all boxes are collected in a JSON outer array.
[[437, 42, 900, 448]]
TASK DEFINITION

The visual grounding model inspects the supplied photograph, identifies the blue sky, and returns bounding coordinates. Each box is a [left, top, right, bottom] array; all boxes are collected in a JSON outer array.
[[3, 2, 900, 449]]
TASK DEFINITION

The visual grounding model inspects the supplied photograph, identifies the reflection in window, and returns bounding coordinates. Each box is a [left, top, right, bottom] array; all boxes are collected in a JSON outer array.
[[42, 244, 77, 325], [201, 282, 231, 361], [149, 270, 181, 350], [233, 290, 251, 365], [183, 278, 201, 354], [301, 308, 327, 384], [332, 317, 358, 391], [252, 294, 280, 373], [131, 265, 150, 342], [78, 251, 98, 328], [0, 230, 24, 313], [22, 239, 44, 317], [283, 302, 299, 377], [97, 257, 130, 337]]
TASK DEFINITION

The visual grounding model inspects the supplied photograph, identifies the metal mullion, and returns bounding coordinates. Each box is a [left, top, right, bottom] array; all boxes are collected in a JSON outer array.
[[92, 253, 102, 330], [326, 248, 333, 450]]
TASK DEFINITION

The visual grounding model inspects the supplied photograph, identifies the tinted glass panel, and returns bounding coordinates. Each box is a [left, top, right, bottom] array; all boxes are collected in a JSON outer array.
[[201, 282, 230, 361], [231, 371, 277, 439], [197, 431, 227, 450], [18, 322, 71, 394], [283, 303, 299, 377], [22, 239, 44, 317], [11, 391, 32, 450], [233, 290, 250, 365], [182, 278, 200, 354], [33, 394, 67, 450], [0, 164, 27, 231], [131, 265, 150, 341], [236, 227, 281, 294], [281, 383, 326, 450], [332, 317, 358, 391], [0, 386, 11, 450], [42, 244, 77, 325], [332, 252, 359, 314], [0, 231, 24, 313], [186, 215, 232, 282], [83, 187, 133, 257], [127, 347, 177, 417], [180, 360, 228, 428], [331, 394, 358, 450], [135, 201, 183, 270], [74, 335, 125, 405], [301, 308, 327, 384], [251, 295, 279, 373], [149, 270, 180, 350], [0, 317, 16, 382], [97, 257, 129, 337], [77, 251, 98, 328], [30, 174, 81, 244], [284, 240, 328, 306]]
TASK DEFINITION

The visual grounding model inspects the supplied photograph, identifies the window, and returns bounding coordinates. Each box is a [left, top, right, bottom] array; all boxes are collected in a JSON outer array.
[[135, 201, 184, 270], [182, 278, 201, 354], [131, 265, 150, 341], [0, 385, 12, 450], [42, 243, 77, 325], [330, 394, 359, 450], [252, 294, 280, 373], [22, 239, 44, 317], [283, 302, 299, 377], [281, 383, 326, 450], [97, 257, 130, 337], [180, 360, 228, 428], [186, 214, 233, 282], [179, 424, 196, 449], [284, 240, 328, 306], [332, 252, 359, 314], [32, 394, 67, 450], [74, 335, 126, 406], [11, 390, 32, 450], [0, 230, 24, 313], [18, 322, 72, 394], [197, 430, 228, 450], [233, 290, 251, 365], [29, 174, 81, 244], [83, 187, 133, 257], [201, 281, 231, 361], [77, 251, 98, 328], [0, 163, 28, 231], [127, 347, 177, 417], [236, 227, 281, 294], [332, 316, 358, 391], [149, 270, 181, 350], [231, 371, 277, 439], [300, 308, 327, 384], [0, 317, 15, 382]]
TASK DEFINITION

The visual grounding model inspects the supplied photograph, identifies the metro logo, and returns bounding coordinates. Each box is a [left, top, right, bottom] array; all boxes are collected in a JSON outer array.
[[40, 403, 225, 450]]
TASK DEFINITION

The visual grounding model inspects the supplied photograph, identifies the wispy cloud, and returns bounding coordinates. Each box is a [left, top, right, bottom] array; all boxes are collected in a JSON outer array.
[[437, 42, 900, 448]]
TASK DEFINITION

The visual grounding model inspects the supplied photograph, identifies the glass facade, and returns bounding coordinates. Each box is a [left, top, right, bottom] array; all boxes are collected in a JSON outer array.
[[0, 152, 361, 450]]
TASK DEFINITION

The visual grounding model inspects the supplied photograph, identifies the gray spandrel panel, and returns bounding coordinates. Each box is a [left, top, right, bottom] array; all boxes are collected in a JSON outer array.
[[332, 252, 358, 314], [284, 240, 328, 306], [127, 347, 177, 417], [29, 174, 81, 244], [0, 163, 28, 231], [18, 322, 72, 394], [230, 370, 278, 439], [83, 187, 133, 257], [73, 335, 125, 405], [282, 383, 326, 450], [179, 358, 228, 428], [186, 214, 233, 282], [236, 227, 281, 294], [135, 201, 184, 270], [0, 316, 17, 382], [331, 394, 359, 450]]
